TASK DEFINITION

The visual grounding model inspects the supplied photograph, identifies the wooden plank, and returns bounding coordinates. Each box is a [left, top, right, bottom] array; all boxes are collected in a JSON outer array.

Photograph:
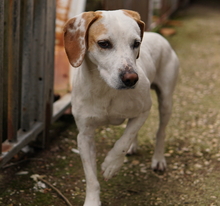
[[31, 0, 56, 148], [3, 0, 8, 142], [6, 0, 21, 141], [42, 0, 56, 147], [33, 0, 46, 123], [20, 0, 34, 131], [0, 122, 43, 167], [0, 0, 4, 153]]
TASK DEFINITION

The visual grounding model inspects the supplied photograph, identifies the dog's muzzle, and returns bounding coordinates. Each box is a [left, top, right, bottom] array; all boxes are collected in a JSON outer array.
[[120, 71, 139, 89]]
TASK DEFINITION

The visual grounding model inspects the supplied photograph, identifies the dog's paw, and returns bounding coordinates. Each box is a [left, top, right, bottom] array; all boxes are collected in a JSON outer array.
[[83, 184, 101, 206], [84, 200, 101, 206], [101, 154, 124, 180], [151, 155, 167, 171]]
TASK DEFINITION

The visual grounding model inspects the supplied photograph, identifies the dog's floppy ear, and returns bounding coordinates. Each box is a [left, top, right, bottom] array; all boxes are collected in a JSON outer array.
[[122, 10, 145, 40], [63, 12, 100, 67], [123, 10, 145, 59]]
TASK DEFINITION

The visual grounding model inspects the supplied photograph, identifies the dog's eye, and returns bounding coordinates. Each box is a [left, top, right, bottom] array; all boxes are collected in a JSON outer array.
[[133, 40, 141, 49], [97, 40, 112, 49]]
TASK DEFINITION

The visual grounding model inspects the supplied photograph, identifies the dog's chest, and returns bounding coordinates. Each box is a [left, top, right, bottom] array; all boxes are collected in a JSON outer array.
[[106, 93, 148, 118], [88, 87, 151, 125], [73, 88, 151, 126]]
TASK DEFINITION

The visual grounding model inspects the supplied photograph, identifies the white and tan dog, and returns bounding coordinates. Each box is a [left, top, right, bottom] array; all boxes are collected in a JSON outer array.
[[64, 10, 179, 206]]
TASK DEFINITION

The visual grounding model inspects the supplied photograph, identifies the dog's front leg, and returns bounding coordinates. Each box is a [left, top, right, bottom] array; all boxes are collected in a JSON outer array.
[[77, 128, 101, 206], [101, 111, 149, 180]]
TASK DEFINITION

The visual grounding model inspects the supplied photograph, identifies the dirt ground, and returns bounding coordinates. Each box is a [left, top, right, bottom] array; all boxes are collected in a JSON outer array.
[[1, 1, 220, 206]]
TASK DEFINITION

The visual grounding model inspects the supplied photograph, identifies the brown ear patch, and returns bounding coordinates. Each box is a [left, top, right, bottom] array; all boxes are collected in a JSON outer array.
[[122, 10, 145, 40], [123, 10, 141, 20], [63, 12, 102, 67], [122, 10, 145, 39], [64, 18, 85, 67], [122, 10, 145, 59]]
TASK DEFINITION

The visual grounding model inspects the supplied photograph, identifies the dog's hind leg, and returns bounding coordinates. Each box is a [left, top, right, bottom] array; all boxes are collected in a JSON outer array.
[[151, 84, 173, 171], [127, 134, 138, 155], [77, 128, 101, 206]]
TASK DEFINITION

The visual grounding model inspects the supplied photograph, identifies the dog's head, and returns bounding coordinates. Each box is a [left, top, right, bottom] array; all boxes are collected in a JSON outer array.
[[63, 10, 145, 89]]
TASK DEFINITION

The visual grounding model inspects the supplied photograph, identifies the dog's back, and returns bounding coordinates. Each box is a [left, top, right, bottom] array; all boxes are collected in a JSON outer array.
[[138, 32, 179, 86]]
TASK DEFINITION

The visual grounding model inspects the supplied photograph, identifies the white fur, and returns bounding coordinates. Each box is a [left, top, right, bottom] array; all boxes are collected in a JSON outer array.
[[65, 10, 179, 206]]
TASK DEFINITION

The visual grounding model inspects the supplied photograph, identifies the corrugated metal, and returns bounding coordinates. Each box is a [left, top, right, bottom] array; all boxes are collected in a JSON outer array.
[[0, 0, 68, 168]]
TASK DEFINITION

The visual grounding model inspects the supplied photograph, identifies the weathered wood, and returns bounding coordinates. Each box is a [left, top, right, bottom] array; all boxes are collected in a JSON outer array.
[[42, 0, 56, 147], [0, 0, 70, 167], [0, 122, 43, 167], [2, 0, 8, 143], [6, 0, 21, 142], [0, 0, 4, 153], [32, 0, 46, 123], [20, 0, 34, 131]]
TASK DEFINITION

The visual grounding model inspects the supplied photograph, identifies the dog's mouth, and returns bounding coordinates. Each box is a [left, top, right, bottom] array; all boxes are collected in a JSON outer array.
[[117, 83, 137, 90]]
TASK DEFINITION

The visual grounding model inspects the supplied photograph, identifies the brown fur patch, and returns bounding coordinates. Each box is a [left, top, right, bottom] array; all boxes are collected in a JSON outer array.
[[122, 10, 145, 39], [123, 10, 141, 20], [63, 12, 103, 67], [88, 20, 107, 51], [63, 18, 85, 66]]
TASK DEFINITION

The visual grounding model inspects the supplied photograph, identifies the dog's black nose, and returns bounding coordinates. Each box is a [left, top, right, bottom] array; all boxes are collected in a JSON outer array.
[[121, 72, 139, 87]]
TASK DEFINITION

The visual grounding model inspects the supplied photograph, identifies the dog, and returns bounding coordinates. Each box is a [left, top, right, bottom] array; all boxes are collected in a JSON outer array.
[[63, 10, 179, 206]]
